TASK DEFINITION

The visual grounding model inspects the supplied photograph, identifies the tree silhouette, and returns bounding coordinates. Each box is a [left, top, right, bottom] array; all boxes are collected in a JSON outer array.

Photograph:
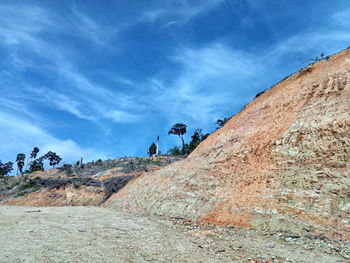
[[216, 118, 228, 129], [188, 129, 209, 154], [15, 148, 63, 174], [16, 153, 26, 174], [147, 143, 157, 156], [168, 123, 187, 153], [44, 151, 62, 168], [30, 147, 39, 159], [29, 156, 45, 172], [0, 161, 13, 177]]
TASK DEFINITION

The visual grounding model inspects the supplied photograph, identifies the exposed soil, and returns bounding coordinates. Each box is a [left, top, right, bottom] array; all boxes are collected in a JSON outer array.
[[0, 206, 349, 263], [0, 156, 184, 206], [107, 48, 350, 240]]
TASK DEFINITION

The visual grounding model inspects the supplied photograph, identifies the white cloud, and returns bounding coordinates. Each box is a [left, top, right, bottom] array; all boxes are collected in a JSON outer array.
[[41, 140, 102, 164], [139, 0, 225, 26], [1, 0, 350, 161], [23, 83, 142, 123], [0, 5, 52, 45], [70, 6, 112, 46], [0, 3, 141, 124], [0, 111, 104, 164], [24, 86, 97, 121], [103, 110, 140, 123], [145, 4, 350, 126], [148, 43, 260, 125]]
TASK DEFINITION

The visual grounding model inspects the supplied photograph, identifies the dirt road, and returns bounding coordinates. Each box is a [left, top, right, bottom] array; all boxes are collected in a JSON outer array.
[[0, 206, 348, 263]]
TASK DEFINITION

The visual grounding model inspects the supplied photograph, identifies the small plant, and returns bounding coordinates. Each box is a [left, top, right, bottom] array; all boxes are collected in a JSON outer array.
[[216, 118, 229, 129], [17, 191, 26, 197], [62, 164, 74, 176], [17, 177, 41, 195], [254, 90, 265, 99], [304, 53, 326, 64], [167, 146, 182, 156]]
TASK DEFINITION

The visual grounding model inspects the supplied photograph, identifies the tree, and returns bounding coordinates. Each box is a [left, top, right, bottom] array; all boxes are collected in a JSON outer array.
[[15, 147, 63, 174], [147, 142, 157, 156], [29, 156, 45, 172], [216, 118, 229, 129], [30, 147, 39, 159], [16, 153, 26, 174], [167, 146, 182, 156], [44, 151, 62, 168], [168, 123, 187, 153], [0, 161, 13, 177], [188, 129, 209, 154]]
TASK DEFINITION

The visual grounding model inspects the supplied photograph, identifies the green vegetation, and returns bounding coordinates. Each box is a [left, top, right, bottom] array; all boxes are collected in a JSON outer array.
[[2, 147, 63, 178], [18, 178, 38, 192], [167, 125, 209, 156], [216, 118, 229, 129], [148, 143, 157, 156], [168, 123, 187, 153], [45, 151, 62, 168], [16, 177, 41, 197], [30, 147, 39, 159], [188, 129, 209, 152], [167, 146, 182, 156], [22, 147, 62, 173], [0, 161, 13, 178], [16, 153, 26, 174]]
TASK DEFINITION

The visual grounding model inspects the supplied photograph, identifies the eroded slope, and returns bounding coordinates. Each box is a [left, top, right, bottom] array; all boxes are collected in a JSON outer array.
[[0, 156, 182, 206], [106, 48, 350, 240]]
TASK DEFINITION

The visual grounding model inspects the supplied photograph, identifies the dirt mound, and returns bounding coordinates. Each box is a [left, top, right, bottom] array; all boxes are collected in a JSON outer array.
[[1, 176, 132, 206], [0, 156, 183, 206], [106, 48, 350, 240]]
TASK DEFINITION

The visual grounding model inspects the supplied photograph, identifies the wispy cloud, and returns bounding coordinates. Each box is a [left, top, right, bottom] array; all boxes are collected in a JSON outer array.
[[143, 1, 350, 127], [0, 3, 141, 124], [139, 0, 225, 27], [103, 110, 140, 123], [148, 43, 261, 125], [70, 6, 112, 46], [0, 111, 104, 164], [1, 0, 350, 160], [0, 5, 52, 45], [24, 86, 97, 121]]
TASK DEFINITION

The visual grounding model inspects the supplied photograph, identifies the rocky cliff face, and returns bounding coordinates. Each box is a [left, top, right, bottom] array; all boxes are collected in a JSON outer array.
[[106, 48, 350, 240]]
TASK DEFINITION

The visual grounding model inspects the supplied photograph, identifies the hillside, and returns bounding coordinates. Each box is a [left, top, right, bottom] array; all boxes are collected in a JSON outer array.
[[0, 156, 183, 206], [106, 48, 350, 240]]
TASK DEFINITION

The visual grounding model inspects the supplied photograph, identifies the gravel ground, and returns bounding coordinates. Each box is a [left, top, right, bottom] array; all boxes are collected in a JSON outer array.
[[0, 206, 348, 263]]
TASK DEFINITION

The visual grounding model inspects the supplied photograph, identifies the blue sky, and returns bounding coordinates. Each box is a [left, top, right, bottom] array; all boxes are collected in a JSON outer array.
[[1, 0, 350, 164]]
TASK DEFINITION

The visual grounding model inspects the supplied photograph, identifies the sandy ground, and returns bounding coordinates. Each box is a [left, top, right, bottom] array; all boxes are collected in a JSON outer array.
[[0, 206, 348, 263]]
